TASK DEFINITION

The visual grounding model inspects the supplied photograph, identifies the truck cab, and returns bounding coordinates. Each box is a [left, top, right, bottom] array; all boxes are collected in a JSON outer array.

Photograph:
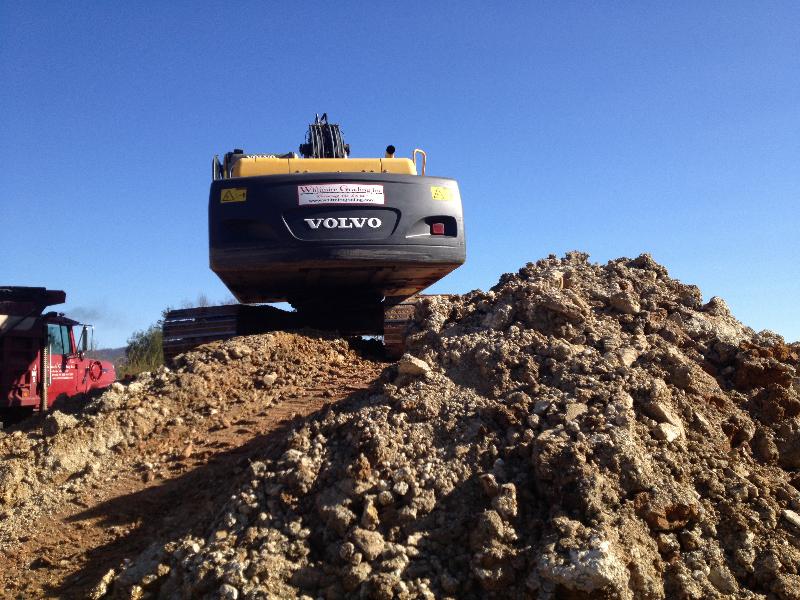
[[0, 286, 116, 413]]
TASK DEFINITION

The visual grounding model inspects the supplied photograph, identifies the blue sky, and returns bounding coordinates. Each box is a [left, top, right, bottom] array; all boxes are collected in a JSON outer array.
[[1, 2, 798, 347]]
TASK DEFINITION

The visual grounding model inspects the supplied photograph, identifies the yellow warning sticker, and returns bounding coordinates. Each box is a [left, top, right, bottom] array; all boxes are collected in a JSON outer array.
[[221, 188, 247, 203], [431, 185, 457, 201]]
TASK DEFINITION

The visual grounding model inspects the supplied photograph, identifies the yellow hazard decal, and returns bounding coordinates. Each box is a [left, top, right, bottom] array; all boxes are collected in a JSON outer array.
[[221, 188, 247, 203], [431, 185, 458, 201]]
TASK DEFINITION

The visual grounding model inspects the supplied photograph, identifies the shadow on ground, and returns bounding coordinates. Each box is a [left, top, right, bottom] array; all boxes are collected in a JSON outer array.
[[48, 372, 385, 598]]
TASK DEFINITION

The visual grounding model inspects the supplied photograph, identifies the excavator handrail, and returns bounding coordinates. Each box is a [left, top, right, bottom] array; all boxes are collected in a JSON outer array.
[[412, 149, 426, 176]]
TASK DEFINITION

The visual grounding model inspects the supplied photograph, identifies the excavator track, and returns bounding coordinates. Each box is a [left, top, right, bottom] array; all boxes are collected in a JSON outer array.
[[162, 304, 312, 360], [383, 294, 453, 359], [164, 296, 437, 362], [164, 294, 454, 361], [162, 305, 240, 360], [383, 297, 419, 359], [163, 301, 384, 361]]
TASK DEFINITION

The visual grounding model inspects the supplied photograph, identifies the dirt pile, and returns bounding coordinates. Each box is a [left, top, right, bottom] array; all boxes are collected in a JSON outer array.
[[0, 333, 380, 597], [0, 334, 361, 520], [102, 253, 800, 599]]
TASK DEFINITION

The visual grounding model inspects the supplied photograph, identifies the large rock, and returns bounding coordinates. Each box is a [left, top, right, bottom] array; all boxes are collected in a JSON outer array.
[[396, 354, 431, 377], [43, 411, 79, 437]]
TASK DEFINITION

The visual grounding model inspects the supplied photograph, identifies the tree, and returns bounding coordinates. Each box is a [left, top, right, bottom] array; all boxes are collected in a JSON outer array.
[[119, 324, 163, 378]]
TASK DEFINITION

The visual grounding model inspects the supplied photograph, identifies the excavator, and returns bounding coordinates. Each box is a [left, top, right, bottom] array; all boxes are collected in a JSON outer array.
[[162, 115, 465, 358]]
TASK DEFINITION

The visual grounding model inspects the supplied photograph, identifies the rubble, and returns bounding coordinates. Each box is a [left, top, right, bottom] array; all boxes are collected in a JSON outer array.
[[0, 333, 369, 551], [42, 410, 79, 437], [97, 252, 800, 599], [4, 253, 800, 599]]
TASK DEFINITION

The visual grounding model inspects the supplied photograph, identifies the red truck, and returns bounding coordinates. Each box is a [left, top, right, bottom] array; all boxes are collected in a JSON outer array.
[[0, 286, 116, 416]]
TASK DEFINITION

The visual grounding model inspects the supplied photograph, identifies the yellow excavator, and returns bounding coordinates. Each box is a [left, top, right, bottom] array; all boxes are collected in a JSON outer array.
[[163, 114, 466, 358]]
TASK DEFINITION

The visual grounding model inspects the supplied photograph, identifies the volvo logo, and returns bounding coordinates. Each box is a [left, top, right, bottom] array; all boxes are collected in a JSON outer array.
[[304, 217, 382, 230]]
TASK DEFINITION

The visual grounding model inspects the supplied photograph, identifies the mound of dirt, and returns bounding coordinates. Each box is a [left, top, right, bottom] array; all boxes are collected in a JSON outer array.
[[98, 253, 800, 600], [0, 333, 381, 598], [0, 334, 362, 519]]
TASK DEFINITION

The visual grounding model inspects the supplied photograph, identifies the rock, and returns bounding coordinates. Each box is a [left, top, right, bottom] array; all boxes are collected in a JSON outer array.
[[492, 483, 518, 519], [367, 573, 400, 600], [42, 411, 79, 436], [228, 345, 251, 359], [339, 542, 356, 562], [470, 510, 506, 549], [781, 509, 800, 530], [655, 533, 680, 555], [653, 423, 683, 442], [127, 381, 145, 394], [262, 373, 278, 387], [618, 347, 639, 367], [324, 504, 356, 536], [361, 497, 380, 530], [635, 496, 698, 531], [89, 568, 115, 600], [351, 528, 385, 561], [537, 524, 629, 595], [640, 398, 684, 437], [392, 480, 409, 496], [703, 296, 731, 317], [610, 291, 641, 315], [672, 364, 721, 397], [219, 583, 239, 599], [564, 403, 588, 421], [708, 563, 737, 594], [539, 289, 589, 322], [479, 473, 499, 497], [341, 562, 372, 592], [397, 354, 431, 376]]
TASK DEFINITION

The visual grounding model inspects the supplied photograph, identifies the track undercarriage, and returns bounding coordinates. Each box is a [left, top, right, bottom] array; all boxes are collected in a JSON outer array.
[[162, 295, 441, 361]]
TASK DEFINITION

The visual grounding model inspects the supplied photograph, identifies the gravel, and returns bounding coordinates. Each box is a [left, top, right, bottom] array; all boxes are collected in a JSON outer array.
[[20, 253, 800, 599]]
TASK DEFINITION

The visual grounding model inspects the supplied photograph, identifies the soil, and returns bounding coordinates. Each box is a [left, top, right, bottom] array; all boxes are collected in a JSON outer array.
[[2, 253, 799, 600], [0, 333, 385, 599]]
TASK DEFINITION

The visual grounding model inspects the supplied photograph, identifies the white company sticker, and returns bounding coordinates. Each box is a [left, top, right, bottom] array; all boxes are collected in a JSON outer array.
[[298, 183, 385, 206]]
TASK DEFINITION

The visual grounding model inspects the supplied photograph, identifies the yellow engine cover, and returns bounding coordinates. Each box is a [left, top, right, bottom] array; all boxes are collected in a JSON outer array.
[[231, 156, 417, 177]]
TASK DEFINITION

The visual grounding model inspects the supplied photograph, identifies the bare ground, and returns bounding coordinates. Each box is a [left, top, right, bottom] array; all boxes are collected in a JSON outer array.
[[0, 334, 385, 599]]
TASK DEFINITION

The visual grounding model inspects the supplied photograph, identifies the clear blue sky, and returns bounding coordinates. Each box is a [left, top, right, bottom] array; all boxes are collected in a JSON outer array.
[[2, 2, 798, 347]]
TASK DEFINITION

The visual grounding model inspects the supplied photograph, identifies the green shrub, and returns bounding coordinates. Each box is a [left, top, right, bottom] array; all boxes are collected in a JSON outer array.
[[118, 323, 163, 378]]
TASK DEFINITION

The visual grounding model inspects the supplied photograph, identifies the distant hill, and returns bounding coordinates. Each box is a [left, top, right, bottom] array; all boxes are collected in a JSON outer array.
[[89, 347, 126, 366]]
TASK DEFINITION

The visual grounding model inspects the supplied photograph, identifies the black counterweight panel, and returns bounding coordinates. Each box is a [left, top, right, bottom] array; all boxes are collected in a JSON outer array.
[[209, 172, 466, 304]]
